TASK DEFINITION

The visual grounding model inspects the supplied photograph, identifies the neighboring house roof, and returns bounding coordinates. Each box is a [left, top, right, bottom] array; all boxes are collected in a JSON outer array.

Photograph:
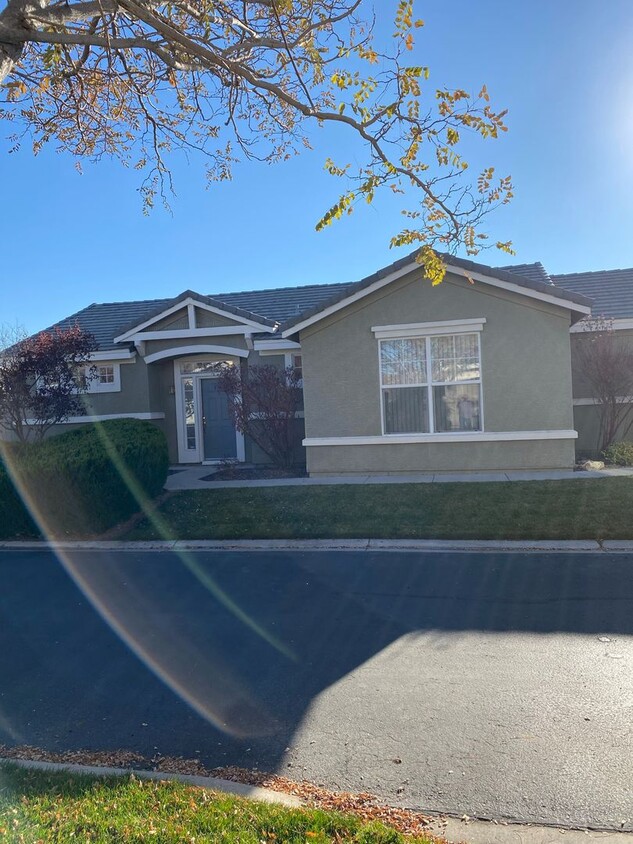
[[40, 253, 592, 353], [497, 262, 552, 285], [280, 250, 592, 336], [551, 268, 633, 320]]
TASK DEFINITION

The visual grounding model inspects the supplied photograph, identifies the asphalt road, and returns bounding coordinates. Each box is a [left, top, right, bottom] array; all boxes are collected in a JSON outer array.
[[0, 548, 632, 830]]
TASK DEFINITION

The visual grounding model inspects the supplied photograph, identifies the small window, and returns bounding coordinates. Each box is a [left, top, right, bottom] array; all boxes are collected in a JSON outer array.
[[183, 377, 196, 451], [86, 362, 121, 392], [97, 365, 115, 384], [292, 354, 303, 384]]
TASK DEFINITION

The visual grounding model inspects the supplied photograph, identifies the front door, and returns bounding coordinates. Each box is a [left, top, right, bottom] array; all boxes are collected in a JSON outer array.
[[201, 377, 237, 460]]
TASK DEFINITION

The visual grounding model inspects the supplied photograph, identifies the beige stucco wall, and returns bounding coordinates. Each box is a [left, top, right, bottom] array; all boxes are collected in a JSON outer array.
[[6, 356, 161, 444], [152, 310, 189, 330], [307, 439, 575, 474], [299, 269, 577, 474], [144, 333, 250, 356], [195, 308, 248, 328], [81, 358, 152, 416]]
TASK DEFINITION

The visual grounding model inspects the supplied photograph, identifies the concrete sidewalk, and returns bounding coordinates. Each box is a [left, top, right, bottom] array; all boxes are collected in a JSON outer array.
[[4, 757, 630, 844], [165, 465, 633, 491]]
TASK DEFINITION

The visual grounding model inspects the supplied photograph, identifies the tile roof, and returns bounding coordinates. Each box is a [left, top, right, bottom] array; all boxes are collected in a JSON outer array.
[[213, 281, 356, 323], [43, 282, 359, 351], [280, 250, 592, 333], [45, 298, 174, 352], [40, 253, 591, 352], [551, 269, 633, 320], [496, 262, 552, 285]]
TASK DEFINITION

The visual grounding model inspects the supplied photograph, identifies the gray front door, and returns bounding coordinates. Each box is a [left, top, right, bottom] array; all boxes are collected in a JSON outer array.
[[201, 377, 237, 460]]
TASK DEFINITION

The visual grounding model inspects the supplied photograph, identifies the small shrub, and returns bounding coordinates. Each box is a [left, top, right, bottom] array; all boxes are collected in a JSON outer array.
[[603, 441, 633, 466], [1, 419, 169, 537]]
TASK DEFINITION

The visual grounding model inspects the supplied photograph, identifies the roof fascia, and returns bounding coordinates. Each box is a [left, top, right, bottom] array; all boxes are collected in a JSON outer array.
[[281, 263, 416, 338], [114, 296, 274, 343], [281, 260, 591, 338], [570, 317, 633, 333]]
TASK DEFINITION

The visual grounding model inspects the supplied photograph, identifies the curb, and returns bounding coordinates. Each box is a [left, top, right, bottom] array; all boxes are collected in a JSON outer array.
[[1, 538, 632, 553], [0, 756, 301, 808], [2, 757, 631, 844], [432, 816, 633, 844]]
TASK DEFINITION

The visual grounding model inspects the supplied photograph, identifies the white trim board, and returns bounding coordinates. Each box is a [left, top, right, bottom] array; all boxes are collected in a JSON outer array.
[[303, 430, 578, 446], [373, 318, 486, 339], [143, 344, 249, 364], [254, 339, 301, 352], [132, 327, 259, 341], [88, 350, 136, 361], [571, 318, 633, 333], [24, 412, 165, 425], [114, 296, 273, 342], [573, 397, 633, 406], [281, 261, 590, 338]]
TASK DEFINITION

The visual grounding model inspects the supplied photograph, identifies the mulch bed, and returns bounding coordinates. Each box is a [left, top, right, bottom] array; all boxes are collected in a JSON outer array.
[[0, 744, 441, 839], [204, 467, 308, 482]]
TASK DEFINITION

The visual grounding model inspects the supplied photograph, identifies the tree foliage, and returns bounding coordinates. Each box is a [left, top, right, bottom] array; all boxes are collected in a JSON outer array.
[[575, 319, 633, 454], [0, 0, 513, 282], [217, 362, 303, 469], [0, 324, 97, 441]]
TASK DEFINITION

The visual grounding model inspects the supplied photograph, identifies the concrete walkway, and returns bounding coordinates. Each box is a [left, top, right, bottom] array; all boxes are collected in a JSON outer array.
[[165, 465, 633, 491]]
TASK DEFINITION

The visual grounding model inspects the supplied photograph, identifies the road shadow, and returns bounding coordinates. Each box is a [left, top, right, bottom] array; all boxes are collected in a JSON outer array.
[[0, 548, 631, 773]]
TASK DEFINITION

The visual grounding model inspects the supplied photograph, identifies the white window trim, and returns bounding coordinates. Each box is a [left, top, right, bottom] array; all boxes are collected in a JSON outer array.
[[303, 430, 578, 446], [372, 318, 486, 339], [86, 363, 121, 393], [378, 331, 484, 437]]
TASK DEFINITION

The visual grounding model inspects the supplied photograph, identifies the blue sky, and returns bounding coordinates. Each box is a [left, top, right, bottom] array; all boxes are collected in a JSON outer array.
[[2, 0, 633, 333]]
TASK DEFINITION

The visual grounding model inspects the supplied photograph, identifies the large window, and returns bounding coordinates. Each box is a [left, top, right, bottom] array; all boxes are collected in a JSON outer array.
[[379, 332, 482, 434]]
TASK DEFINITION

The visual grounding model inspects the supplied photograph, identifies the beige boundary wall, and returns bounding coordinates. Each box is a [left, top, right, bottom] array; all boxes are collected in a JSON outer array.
[[299, 268, 578, 475]]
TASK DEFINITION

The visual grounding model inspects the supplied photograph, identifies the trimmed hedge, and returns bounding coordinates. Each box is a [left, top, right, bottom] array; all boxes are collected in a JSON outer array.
[[0, 419, 169, 538]]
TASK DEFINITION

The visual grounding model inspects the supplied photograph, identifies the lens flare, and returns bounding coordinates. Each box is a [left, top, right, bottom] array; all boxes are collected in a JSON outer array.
[[0, 419, 295, 739]]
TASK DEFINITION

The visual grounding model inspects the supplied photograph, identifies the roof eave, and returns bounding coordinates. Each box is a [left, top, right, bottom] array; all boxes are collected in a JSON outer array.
[[113, 290, 278, 343], [281, 253, 592, 338]]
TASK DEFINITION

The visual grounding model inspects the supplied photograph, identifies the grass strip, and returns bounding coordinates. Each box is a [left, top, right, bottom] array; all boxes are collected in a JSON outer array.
[[0, 763, 438, 843], [122, 477, 633, 541]]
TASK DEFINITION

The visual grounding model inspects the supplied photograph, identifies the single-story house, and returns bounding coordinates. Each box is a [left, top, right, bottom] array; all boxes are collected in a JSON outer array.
[[5, 251, 632, 474]]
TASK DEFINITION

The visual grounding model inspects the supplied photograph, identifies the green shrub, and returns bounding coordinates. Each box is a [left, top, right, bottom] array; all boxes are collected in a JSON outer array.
[[603, 441, 633, 466], [1, 419, 168, 538], [0, 459, 39, 538]]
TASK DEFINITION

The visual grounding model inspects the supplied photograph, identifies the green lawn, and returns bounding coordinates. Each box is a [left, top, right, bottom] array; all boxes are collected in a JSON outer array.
[[122, 477, 633, 541], [0, 765, 434, 843]]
